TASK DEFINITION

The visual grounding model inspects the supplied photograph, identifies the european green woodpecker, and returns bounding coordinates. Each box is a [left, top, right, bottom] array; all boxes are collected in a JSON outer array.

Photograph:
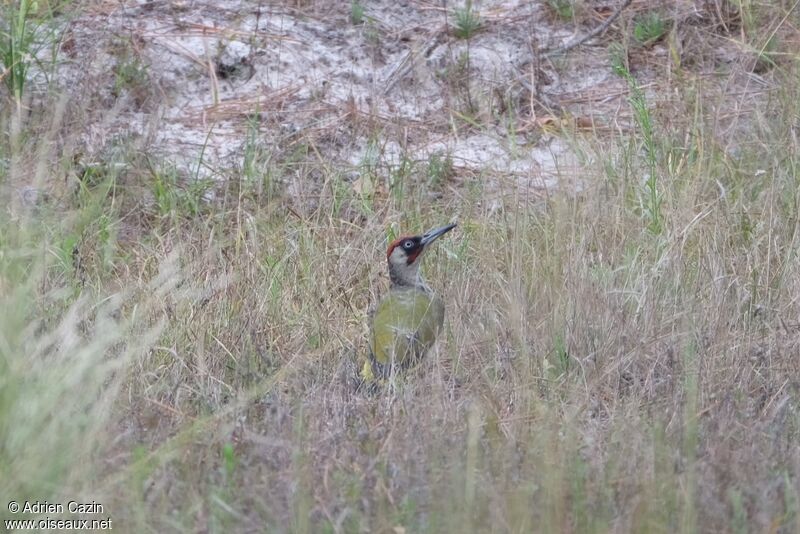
[[361, 223, 457, 381]]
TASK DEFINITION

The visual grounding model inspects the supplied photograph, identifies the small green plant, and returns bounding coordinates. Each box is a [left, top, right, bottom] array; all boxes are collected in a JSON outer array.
[[453, 1, 481, 39], [613, 55, 662, 234], [753, 35, 778, 73], [633, 12, 667, 46], [328, 172, 350, 217], [350, 1, 364, 25], [426, 151, 453, 188], [389, 153, 414, 204], [546, 332, 571, 378], [736, 0, 756, 35], [728, 488, 748, 534], [112, 45, 150, 103], [113, 56, 148, 92], [609, 41, 628, 76], [0, 0, 36, 109], [439, 51, 470, 87], [438, 51, 476, 113], [221, 442, 237, 480], [629, 85, 662, 234], [150, 162, 211, 220], [353, 139, 380, 214], [547, 0, 574, 20], [241, 114, 279, 203]]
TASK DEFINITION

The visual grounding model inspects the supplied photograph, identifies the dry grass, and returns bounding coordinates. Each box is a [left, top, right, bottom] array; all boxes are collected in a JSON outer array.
[[3, 1, 800, 533]]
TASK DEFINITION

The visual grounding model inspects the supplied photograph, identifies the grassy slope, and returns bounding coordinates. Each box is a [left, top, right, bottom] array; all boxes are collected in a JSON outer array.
[[2, 2, 800, 533]]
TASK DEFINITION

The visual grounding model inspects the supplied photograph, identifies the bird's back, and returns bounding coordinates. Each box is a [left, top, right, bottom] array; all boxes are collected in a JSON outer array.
[[368, 288, 444, 377]]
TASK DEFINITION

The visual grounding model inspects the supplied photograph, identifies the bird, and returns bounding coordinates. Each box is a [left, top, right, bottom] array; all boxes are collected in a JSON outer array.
[[361, 223, 457, 382]]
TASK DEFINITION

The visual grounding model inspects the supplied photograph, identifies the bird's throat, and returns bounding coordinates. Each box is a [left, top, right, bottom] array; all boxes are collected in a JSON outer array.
[[388, 261, 427, 289]]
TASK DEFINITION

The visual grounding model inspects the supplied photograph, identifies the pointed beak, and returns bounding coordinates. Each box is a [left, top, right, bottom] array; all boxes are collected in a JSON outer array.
[[420, 223, 457, 247]]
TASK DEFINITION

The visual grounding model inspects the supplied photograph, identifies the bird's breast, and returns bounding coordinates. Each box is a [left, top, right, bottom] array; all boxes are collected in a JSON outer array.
[[369, 288, 445, 366], [374, 289, 444, 329]]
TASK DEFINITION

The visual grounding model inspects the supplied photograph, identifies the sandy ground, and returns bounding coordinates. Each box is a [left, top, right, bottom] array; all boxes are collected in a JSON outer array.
[[24, 0, 765, 208]]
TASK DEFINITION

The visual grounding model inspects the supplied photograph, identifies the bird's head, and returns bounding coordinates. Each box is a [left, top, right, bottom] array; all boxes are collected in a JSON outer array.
[[386, 223, 456, 287]]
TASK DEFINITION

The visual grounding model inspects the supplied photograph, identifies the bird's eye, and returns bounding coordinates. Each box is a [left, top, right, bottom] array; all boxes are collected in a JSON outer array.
[[403, 240, 414, 249]]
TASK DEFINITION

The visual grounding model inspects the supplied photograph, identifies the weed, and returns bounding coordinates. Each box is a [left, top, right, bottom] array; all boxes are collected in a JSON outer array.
[[111, 41, 151, 105], [222, 442, 237, 479], [633, 11, 667, 46], [388, 153, 414, 204], [736, 0, 756, 35], [453, 1, 481, 39], [0, 0, 34, 106], [439, 51, 476, 113], [614, 58, 662, 234], [547, 0, 574, 20], [609, 41, 628, 76], [364, 22, 381, 49], [426, 151, 454, 188], [240, 115, 279, 204], [542, 331, 572, 381], [149, 161, 211, 220], [728, 489, 748, 534], [0, 0, 60, 110], [113, 55, 148, 93], [350, 1, 365, 25], [753, 35, 778, 73]]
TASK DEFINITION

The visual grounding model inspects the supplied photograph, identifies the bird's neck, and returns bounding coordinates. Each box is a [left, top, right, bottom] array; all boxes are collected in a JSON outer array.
[[389, 262, 430, 291]]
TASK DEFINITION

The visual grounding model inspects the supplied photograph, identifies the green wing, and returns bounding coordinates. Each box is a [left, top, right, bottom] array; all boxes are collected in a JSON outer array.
[[369, 289, 445, 369]]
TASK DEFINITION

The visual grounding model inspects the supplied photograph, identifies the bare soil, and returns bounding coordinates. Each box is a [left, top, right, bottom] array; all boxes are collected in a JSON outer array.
[[50, 0, 761, 203]]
